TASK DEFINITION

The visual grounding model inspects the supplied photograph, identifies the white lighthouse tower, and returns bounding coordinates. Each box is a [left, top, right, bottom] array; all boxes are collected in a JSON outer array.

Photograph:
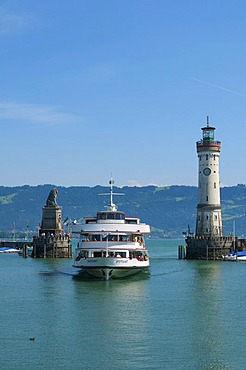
[[195, 117, 223, 237]]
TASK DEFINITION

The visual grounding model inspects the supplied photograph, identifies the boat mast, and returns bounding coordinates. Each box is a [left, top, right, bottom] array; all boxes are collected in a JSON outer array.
[[99, 176, 124, 212], [109, 177, 115, 210]]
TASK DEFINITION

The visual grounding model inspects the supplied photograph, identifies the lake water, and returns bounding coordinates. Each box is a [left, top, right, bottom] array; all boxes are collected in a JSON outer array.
[[0, 239, 246, 370]]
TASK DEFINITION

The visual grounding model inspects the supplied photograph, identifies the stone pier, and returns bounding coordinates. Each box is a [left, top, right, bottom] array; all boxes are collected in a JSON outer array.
[[186, 235, 246, 260], [31, 188, 72, 258], [32, 234, 72, 258]]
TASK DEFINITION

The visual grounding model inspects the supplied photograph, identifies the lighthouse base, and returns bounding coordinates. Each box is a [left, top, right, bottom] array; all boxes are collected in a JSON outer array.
[[185, 236, 246, 260]]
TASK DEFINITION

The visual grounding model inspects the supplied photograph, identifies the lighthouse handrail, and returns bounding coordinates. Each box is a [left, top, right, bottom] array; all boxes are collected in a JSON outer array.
[[196, 140, 221, 147]]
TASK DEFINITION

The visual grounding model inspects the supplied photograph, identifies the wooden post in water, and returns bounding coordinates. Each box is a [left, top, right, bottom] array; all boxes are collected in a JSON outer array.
[[178, 245, 186, 259], [23, 245, 28, 258]]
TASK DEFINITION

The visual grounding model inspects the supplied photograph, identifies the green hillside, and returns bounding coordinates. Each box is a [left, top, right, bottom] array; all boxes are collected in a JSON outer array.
[[0, 184, 246, 238]]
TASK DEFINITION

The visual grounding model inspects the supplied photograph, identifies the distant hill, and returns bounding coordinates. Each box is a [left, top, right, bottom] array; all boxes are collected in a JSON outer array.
[[0, 184, 246, 238]]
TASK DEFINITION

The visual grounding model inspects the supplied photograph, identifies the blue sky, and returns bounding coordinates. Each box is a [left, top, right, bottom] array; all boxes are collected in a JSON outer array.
[[1, 0, 246, 188]]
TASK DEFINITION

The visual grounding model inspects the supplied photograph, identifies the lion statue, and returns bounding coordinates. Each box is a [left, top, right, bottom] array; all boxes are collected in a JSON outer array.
[[46, 188, 58, 206]]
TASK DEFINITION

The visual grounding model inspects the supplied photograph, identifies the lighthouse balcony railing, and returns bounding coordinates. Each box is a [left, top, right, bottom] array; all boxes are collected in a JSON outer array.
[[196, 140, 221, 147]]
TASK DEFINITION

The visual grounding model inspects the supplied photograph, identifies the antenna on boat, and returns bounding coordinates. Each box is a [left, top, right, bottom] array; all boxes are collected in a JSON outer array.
[[99, 176, 124, 211]]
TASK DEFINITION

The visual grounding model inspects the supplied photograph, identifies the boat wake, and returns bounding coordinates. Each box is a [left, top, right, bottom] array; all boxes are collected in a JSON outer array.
[[39, 269, 75, 277]]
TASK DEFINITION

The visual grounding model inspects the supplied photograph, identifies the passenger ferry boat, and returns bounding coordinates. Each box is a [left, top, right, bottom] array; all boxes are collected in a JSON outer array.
[[72, 178, 150, 280]]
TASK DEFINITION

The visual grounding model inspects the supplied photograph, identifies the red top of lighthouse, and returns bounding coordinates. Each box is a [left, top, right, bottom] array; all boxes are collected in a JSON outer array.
[[196, 116, 221, 150]]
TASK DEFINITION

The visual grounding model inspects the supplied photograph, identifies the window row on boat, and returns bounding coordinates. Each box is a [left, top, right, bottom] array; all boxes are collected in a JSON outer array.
[[75, 249, 149, 260], [84, 213, 140, 224], [80, 234, 145, 243], [97, 212, 125, 220]]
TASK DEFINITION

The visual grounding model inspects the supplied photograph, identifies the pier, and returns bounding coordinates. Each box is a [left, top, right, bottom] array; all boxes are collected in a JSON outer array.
[[0, 240, 32, 250], [32, 234, 72, 258], [31, 188, 72, 258]]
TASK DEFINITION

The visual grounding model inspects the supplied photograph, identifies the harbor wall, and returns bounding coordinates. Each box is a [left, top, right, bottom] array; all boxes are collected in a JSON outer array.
[[185, 236, 246, 260], [32, 234, 72, 258]]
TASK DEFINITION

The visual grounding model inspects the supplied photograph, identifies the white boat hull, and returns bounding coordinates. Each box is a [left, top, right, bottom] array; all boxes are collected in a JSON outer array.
[[222, 254, 246, 261], [236, 256, 246, 261], [84, 266, 146, 280], [73, 257, 150, 280], [222, 254, 237, 261], [0, 248, 20, 253]]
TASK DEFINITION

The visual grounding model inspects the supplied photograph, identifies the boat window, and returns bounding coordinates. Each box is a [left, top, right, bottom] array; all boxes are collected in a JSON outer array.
[[131, 251, 149, 260], [125, 219, 138, 224], [108, 251, 115, 257], [132, 235, 144, 243], [77, 250, 88, 258], [97, 212, 125, 220], [115, 213, 124, 220], [107, 213, 115, 219], [115, 252, 126, 258], [108, 235, 117, 241], [102, 234, 118, 241], [94, 252, 102, 257], [97, 213, 106, 220], [90, 234, 100, 241], [119, 235, 130, 242]]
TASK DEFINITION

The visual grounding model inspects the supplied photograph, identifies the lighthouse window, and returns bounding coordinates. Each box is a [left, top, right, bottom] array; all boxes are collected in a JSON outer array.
[[206, 215, 209, 220], [206, 196, 208, 201], [214, 182, 216, 188], [206, 154, 208, 160]]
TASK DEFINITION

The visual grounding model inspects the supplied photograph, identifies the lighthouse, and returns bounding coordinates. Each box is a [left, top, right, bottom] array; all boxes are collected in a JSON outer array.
[[195, 117, 223, 237], [185, 117, 236, 260]]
